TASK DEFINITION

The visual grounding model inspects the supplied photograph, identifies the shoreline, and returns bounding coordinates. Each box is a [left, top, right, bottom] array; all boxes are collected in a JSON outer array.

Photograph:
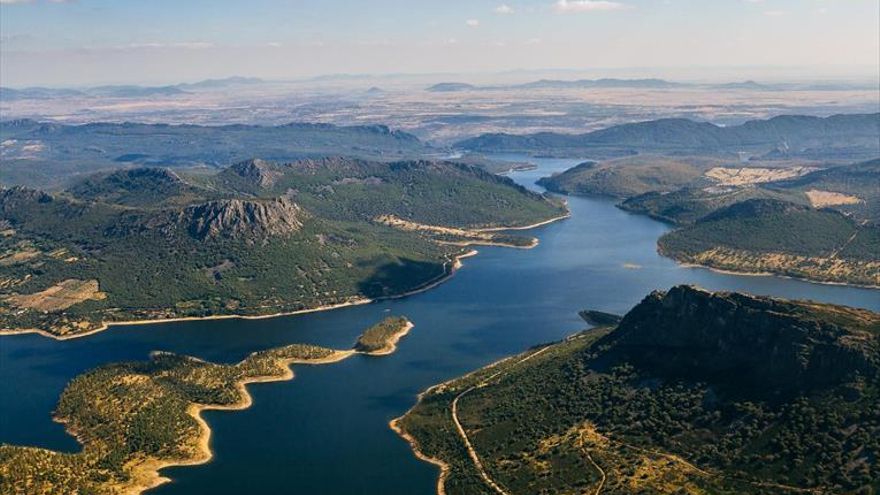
[[389, 416, 450, 495], [438, 238, 539, 250], [360, 320, 416, 356], [476, 211, 571, 232], [113, 350, 356, 495], [0, 248, 488, 342], [390, 347, 556, 495], [1, 211, 570, 342], [389, 353, 527, 495], [671, 258, 880, 290]]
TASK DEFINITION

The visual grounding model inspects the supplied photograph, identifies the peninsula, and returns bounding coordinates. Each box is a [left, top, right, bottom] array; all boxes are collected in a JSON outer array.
[[537, 155, 880, 287], [394, 286, 880, 494], [0, 316, 418, 495], [0, 158, 567, 338]]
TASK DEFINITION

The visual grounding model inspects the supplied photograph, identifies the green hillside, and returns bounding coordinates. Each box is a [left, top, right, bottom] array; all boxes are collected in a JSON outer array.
[[536, 155, 714, 199], [770, 158, 880, 224], [208, 157, 564, 228], [396, 286, 880, 495], [0, 120, 436, 190], [621, 186, 808, 225], [0, 159, 565, 337], [659, 199, 879, 286], [458, 113, 880, 160]]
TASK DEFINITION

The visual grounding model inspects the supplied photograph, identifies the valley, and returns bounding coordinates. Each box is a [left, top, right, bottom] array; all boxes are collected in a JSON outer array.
[[2, 2, 878, 494], [535, 148, 880, 286], [0, 155, 877, 495]]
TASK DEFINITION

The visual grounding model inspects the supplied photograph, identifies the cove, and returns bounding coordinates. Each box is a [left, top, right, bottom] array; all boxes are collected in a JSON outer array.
[[0, 155, 877, 495]]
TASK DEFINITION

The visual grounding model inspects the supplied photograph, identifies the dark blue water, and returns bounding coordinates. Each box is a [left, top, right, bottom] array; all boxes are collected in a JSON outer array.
[[1, 155, 877, 494]]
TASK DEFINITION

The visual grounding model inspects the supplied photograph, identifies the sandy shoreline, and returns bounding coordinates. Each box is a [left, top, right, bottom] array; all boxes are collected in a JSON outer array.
[[361, 320, 416, 356], [389, 416, 450, 495], [0, 248, 488, 342], [2, 210, 570, 341], [675, 260, 880, 290], [476, 212, 571, 232], [439, 237, 539, 250], [0, 299, 375, 341], [114, 350, 356, 495], [389, 349, 549, 495]]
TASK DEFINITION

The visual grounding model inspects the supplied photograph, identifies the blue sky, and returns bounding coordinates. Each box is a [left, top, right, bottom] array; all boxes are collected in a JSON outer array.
[[1, 0, 878, 86]]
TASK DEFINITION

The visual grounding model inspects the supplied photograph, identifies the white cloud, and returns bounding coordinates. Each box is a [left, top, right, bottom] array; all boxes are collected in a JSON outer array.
[[465, 19, 480, 27], [494, 4, 514, 14], [525, 38, 542, 45], [266, 42, 283, 48], [554, 0, 630, 13], [763, 10, 785, 16]]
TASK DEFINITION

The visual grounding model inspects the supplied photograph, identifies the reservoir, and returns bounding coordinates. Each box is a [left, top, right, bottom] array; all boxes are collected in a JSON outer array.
[[1, 155, 877, 494]]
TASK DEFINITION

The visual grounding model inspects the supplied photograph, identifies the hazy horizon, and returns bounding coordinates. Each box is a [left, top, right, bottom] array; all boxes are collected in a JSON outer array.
[[2, 0, 879, 87]]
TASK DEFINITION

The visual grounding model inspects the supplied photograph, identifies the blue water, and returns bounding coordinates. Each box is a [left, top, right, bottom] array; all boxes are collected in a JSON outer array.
[[0, 155, 876, 494]]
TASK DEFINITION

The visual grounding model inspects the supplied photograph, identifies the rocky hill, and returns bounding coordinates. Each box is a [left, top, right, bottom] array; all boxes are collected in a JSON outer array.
[[67, 167, 202, 207], [397, 286, 880, 494], [176, 198, 304, 240], [0, 155, 565, 337], [603, 285, 879, 391]]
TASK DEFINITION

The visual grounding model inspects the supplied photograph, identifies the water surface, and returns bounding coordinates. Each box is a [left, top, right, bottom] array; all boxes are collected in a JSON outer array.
[[1, 155, 877, 494]]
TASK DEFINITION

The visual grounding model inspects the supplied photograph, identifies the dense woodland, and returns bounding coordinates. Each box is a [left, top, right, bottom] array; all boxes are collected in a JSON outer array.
[[538, 156, 880, 286], [0, 158, 564, 337], [398, 287, 880, 495]]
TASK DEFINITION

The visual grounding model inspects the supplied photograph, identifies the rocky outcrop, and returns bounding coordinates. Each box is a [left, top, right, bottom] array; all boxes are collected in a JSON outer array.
[[177, 197, 304, 240], [601, 285, 879, 392], [0, 187, 53, 211], [224, 159, 282, 188]]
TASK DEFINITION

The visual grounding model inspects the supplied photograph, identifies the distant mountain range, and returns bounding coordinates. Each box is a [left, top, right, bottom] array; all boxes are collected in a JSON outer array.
[[426, 78, 878, 93], [0, 119, 433, 189], [3, 76, 874, 101], [0, 76, 266, 101], [458, 113, 880, 160]]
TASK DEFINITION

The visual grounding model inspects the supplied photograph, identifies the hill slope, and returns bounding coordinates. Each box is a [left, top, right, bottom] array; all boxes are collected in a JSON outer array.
[[658, 199, 880, 286], [536, 155, 716, 198], [0, 159, 565, 337], [0, 120, 435, 190], [458, 113, 880, 159], [396, 286, 880, 494]]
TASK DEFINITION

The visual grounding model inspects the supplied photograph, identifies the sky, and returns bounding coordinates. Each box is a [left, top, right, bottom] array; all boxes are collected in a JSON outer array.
[[1, 0, 878, 87]]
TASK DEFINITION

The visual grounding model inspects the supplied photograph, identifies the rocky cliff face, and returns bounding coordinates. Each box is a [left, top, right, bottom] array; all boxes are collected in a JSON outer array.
[[177, 197, 304, 240], [602, 285, 878, 392]]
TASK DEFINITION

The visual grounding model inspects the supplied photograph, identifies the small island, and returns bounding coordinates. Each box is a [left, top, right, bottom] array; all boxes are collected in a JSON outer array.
[[0, 316, 415, 495], [354, 316, 415, 355]]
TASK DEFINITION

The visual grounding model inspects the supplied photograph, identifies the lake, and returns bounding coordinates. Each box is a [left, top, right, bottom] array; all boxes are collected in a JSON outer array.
[[1, 155, 877, 494]]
